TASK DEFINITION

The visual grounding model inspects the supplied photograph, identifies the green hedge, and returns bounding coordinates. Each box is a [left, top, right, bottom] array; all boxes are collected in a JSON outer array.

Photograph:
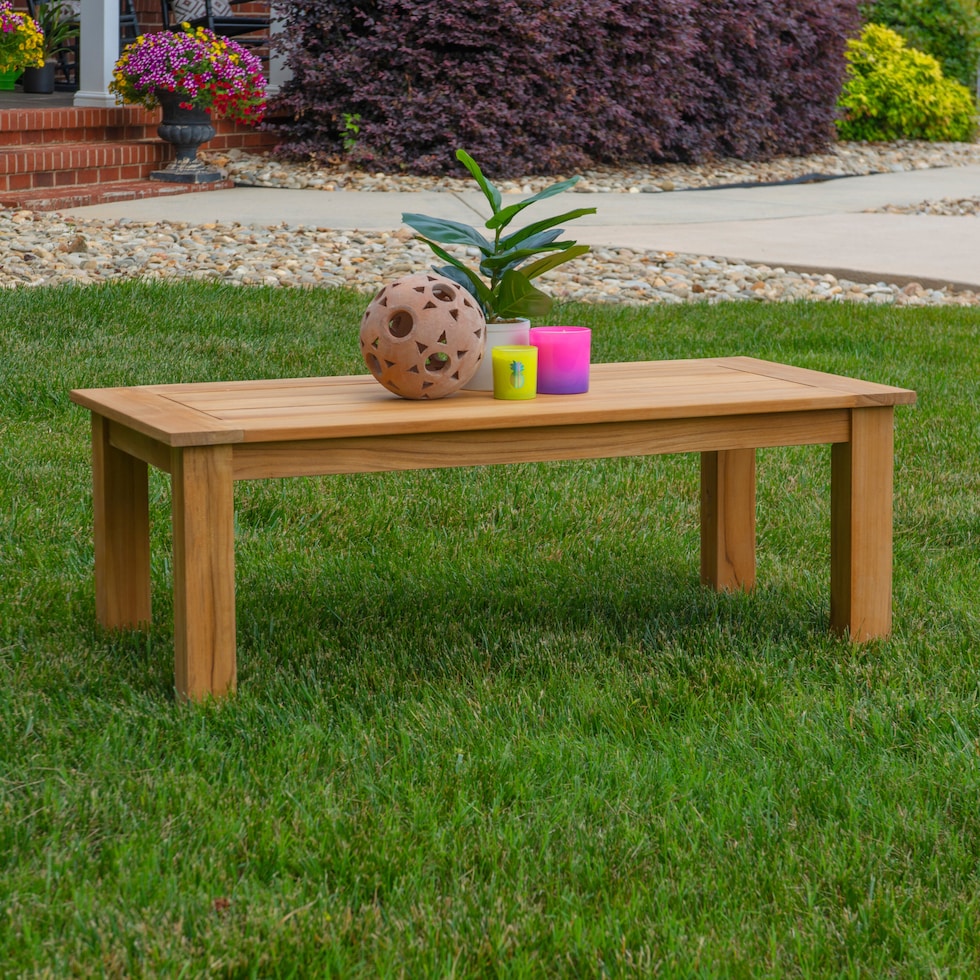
[[860, 0, 980, 92], [837, 23, 977, 140]]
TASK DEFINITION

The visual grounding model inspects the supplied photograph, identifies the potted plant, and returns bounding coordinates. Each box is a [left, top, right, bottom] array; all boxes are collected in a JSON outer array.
[[110, 24, 267, 123], [402, 149, 596, 388], [0, 0, 45, 88], [110, 24, 266, 181], [20, 0, 78, 94], [403, 149, 596, 321]]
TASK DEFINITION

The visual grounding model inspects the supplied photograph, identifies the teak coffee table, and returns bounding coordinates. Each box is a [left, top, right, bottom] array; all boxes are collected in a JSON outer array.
[[71, 357, 916, 700]]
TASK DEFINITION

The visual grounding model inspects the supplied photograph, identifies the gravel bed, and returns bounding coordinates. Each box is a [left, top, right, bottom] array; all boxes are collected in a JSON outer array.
[[865, 196, 980, 216], [206, 140, 980, 194], [2, 140, 979, 306]]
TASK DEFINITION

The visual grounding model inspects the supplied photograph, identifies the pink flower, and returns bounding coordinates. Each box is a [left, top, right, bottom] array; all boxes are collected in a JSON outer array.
[[110, 24, 266, 125]]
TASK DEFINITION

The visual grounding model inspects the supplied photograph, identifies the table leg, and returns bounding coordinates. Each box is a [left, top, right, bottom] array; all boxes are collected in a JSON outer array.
[[831, 407, 894, 641], [700, 448, 756, 591], [92, 413, 151, 628], [170, 445, 236, 700]]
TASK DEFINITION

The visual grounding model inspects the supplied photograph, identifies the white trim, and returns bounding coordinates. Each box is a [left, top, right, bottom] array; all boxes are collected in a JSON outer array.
[[73, 0, 118, 107]]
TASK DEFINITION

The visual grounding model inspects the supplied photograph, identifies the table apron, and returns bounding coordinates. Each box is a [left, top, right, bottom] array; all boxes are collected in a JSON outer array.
[[228, 410, 852, 480], [109, 420, 174, 474]]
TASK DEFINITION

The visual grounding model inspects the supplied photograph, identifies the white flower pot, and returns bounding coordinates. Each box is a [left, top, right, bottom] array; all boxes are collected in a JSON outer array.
[[464, 318, 531, 391]]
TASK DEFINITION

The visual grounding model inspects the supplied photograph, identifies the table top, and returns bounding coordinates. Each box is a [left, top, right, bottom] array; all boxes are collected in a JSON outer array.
[[70, 357, 917, 448]]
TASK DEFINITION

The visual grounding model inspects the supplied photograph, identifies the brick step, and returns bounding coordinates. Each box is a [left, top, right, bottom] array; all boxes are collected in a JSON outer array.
[[0, 104, 281, 150], [0, 177, 237, 212], [0, 100, 281, 211], [1, 136, 277, 194], [0, 105, 159, 147], [0, 140, 171, 193]]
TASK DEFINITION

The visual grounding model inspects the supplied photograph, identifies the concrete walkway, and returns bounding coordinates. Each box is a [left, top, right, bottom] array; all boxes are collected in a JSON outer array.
[[61, 164, 980, 290]]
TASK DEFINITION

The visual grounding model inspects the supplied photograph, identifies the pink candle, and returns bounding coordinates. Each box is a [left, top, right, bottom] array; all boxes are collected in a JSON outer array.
[[529, 326, 592, 394]]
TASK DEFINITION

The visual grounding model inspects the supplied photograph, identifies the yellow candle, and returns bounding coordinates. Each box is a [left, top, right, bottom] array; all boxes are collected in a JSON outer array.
[[491, 345, 538, 400]]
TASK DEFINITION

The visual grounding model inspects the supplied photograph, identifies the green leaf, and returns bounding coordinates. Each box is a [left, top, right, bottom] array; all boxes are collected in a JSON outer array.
[[493, 269, 553, 320], [402, 213, 492, 252], [519, 244, 591, 281], [480, 242, 573, 276], [507, 229, 564, 253], [484, 177, 583, 231], [433, 264, 484, 306], [499, 208, 597, 250], [414, 236, 492, 307], [455, 149, 501, 214]]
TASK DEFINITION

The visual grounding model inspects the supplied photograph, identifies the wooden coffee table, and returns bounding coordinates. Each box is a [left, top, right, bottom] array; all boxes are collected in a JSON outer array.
[[71, 357, 916, 700]]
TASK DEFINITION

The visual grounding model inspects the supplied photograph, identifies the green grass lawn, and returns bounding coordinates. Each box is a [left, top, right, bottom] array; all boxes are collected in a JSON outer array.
[[1, 282, 978, 977]]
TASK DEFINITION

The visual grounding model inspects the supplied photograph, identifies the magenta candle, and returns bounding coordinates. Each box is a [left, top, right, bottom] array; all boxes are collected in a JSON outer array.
[[529, 326, 592, 394]]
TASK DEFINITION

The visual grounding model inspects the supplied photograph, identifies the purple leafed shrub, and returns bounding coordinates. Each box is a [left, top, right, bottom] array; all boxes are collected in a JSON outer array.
[[689, 0, 863, 159], [271, 0, 861, 176]]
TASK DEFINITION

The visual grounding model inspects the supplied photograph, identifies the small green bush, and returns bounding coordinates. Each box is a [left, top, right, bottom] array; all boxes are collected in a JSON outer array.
[[859, 0, 980, 91], [837, 23, 977, 141]]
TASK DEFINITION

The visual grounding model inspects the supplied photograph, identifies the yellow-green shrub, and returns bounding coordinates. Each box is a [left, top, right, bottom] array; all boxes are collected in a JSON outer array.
[[859, 0, 980, 91], [836, 23, 977, 141]]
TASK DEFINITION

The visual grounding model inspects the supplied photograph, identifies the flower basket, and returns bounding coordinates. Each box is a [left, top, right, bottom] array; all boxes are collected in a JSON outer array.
[[0, 0, 45, 75], [110, 25, 266, 125], [111, 25, 266, 182]]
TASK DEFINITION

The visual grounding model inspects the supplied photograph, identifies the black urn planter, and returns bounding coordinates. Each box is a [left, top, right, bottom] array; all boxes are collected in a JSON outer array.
[[151, 90, 224, 184], [21, 61, 56, 94]]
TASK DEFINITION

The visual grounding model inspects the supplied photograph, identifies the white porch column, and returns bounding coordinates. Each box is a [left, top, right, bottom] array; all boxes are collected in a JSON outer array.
[[73, 0, 119, 107]]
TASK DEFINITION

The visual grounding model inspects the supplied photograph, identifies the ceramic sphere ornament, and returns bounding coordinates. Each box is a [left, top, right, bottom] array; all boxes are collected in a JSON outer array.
[[360, 273, 486, 399]]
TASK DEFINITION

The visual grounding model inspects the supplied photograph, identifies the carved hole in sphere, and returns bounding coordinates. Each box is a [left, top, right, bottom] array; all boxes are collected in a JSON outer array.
[[450, 309, 460, 321], [431, 284, 455, 302], [387, 311, 414, 338], [425, 352, 451, 374], [366, 353, 381, 375], [437, 331, 448, 344]]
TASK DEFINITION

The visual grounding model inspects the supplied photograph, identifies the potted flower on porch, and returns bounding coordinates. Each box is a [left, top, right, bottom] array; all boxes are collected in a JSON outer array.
[[109, 24, 266, 182], [20, 0, 79, 94], [0, 0, 45, 89]]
